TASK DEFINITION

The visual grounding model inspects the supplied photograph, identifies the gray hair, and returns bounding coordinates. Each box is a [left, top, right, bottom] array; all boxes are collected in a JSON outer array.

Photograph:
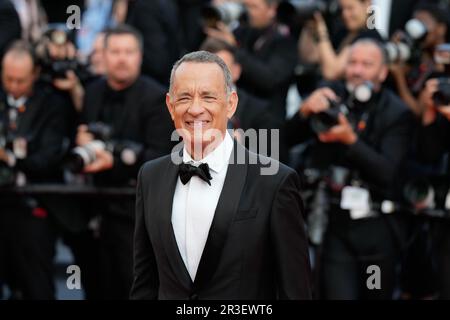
[[351, 38, 389, 65], [169, 51, 234, 97]]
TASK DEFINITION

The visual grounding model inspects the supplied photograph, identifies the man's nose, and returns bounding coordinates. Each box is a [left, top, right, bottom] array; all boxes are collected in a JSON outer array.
[[187, 98, 205, 116]]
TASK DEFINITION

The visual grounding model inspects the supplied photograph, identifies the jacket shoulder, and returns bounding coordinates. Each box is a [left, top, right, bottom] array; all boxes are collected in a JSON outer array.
[[244, 146, 297, 183]]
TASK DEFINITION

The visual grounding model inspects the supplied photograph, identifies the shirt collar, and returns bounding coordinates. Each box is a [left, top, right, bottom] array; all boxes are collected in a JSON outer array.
[[7, 95, 27, 109], [183, 131, 234, 174]]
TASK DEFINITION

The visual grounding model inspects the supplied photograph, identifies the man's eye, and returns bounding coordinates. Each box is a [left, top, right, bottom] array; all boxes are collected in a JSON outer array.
[[204, 96, 216, 101]]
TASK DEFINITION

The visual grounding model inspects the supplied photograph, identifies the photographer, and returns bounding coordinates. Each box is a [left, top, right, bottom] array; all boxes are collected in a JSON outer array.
[[0, 41, 69, 299], [389, 3, 448, 116], [286, 39, 413, 299], [74, 24, 174, 299], [35, 26, 89, 114], [298, 0, 383, 82], [416, 54, 450, 299], [205, 0, 297, 121]]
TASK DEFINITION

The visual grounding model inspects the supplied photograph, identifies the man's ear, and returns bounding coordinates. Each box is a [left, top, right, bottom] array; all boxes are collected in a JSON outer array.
[[268, 3, 278, 20], [166, 93, 175, 121], [437, 23, 447, 40], [227, 91, 238, 119], [33, 65, 41, 81], [379, 65, 389, 83]]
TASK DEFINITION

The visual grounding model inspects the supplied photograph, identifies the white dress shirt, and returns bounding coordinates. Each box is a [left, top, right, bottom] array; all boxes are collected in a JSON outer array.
[[171, 132, 234, 281]]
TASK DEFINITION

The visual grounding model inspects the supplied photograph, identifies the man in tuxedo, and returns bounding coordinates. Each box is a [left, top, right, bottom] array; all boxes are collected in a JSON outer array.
[[130, 51, 312, 300]]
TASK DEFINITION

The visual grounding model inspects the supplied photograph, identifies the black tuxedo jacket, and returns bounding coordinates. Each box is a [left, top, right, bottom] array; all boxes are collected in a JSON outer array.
[[130, 141, 312, 300]]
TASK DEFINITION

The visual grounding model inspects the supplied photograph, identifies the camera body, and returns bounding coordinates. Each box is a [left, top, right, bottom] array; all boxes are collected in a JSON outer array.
[[65, 122, 144, 173], [310, 99, 349, 134], [310, 82, 374, 134], [201, 1, 245, 29], [0, 124, 15, 187], [278, 0, 328, 22], [37, 25, 79, 82]]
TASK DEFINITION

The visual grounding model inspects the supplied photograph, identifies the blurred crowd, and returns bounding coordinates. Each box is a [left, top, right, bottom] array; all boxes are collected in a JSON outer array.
[[0, 0, 450, 300]]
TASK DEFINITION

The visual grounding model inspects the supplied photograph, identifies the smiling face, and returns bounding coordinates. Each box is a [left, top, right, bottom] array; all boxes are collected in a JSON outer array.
[[166, 62, 238, 157]]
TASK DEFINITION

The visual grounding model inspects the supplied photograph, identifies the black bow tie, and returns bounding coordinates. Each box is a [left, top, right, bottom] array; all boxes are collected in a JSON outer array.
[[178, 162, 212, 185]]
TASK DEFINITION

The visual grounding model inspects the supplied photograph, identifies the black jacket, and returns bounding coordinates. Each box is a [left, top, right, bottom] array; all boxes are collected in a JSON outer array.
[[130, 141, 312, 300], [234, 23, 297, 121], [417, 114, 450, 164], [0, 84, 69, 183]]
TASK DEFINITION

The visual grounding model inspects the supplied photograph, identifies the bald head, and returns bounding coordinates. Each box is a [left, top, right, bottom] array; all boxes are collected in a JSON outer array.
[[350, 39, 388, 65], [345, 39, 389, 90], [2, 46, 37, 99]]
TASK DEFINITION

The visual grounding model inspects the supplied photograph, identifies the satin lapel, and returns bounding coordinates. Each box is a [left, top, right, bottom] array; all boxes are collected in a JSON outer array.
[[193, 142, 248, 291], [158, 151, 193, 288]]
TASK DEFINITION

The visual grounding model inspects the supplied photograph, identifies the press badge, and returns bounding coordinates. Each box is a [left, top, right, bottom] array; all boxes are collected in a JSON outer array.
[[340, 186, 372, 219], [13, 137, 27, 159]]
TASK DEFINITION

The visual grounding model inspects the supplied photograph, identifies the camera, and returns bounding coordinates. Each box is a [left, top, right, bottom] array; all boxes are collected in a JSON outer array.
[[403, 177, 435, 210], [65, 122, 144, 173], [36, 24, 79, 81], [403, 176, 450, 213], [302, 166, 351, 245], [277, 0, 328, 22], [385, 19, 428, 64], [65, 122, 112, 173], [0, 124, 15, 187], [310, 99, 348, 133], [310, 82, 374, 134], [201, 1, 245, 29], [433, 78, 450, 107]]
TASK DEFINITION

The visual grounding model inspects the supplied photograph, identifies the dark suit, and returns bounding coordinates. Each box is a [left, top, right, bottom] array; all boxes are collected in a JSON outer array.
[[131, 141, 312, 300], [0, 84, 69, 299], [234, 23, 297, 121], [82, 75, 174, 299]]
